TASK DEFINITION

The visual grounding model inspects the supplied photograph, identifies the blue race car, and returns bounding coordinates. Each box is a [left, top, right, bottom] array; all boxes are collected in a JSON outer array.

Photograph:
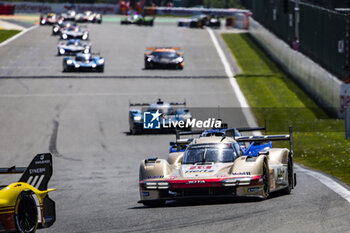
[[129, 99, 192, 134], [63, 52, 104, 72], [170, 125, 271, 156]]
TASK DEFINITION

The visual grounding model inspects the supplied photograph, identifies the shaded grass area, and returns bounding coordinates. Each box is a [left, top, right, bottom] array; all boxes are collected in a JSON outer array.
[[0, 29, 20, 43], [222, 33, 350, 185]]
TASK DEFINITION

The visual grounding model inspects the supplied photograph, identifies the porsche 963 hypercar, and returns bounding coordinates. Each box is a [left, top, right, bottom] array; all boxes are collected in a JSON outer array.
[[0, 153, 56, 232], [138, 127, 296, 207], [144, 47, 184, 70]]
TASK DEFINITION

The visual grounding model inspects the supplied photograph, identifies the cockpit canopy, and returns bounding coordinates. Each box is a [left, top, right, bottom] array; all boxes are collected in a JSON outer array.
[[182, 143, 242, 164]]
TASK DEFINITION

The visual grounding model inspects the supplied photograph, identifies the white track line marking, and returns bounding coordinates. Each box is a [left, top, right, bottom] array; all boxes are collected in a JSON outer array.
[[206, 28, 259, 135], [207, 28, 350, 202], [296, 165, 350, 203], [0, 25, 38, 48]]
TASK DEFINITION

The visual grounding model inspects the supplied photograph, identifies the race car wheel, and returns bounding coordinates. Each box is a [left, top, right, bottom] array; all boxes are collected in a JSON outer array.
[[97, 66, 104, 73], [283, 157, 293, 195], [130, 127, 139, 135], [143, 200, 165, 207], [15, 192, 38, 233], [262, 161, 270, 199]]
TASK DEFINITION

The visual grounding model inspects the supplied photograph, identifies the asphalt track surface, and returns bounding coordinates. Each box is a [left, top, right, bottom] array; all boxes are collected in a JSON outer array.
[[0, 20, 349, 233]]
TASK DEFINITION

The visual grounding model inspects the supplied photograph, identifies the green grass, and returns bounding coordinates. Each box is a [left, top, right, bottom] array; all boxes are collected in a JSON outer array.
[[222, 33, 350, 185], [0, 29, 20, 43]]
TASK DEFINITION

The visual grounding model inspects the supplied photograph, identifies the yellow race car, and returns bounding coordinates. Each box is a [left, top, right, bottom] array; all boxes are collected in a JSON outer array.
[[0, 153, 55, 233]]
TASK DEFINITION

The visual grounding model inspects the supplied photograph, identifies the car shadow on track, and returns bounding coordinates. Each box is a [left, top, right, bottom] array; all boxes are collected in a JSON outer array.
[[129, 190, 291, 209]]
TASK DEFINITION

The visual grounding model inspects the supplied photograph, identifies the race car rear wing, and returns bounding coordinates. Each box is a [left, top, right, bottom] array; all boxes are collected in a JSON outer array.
[[234, 126, 294, 154], [146, 47, 180, 51], [0, 153, 53, 191], [176, 124, 266, 139], [129, 102, 150, 107], [129, 99, 186, 107]]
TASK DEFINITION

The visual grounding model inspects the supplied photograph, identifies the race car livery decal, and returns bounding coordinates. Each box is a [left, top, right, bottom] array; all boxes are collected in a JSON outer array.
[[181, 164, 227, 178], [232, 172, 251, 175], [247, 187, 260, 192], [147, 175, 164, 179]]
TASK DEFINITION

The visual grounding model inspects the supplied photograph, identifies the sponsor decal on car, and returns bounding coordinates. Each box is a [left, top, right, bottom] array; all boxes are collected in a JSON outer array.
[[232, 172, 251, 175], [142, 192, 150, 196], [147, 175, 164, 179], [186, 180, 205, 184], [247, 187, 260, 192], [184, 166, 215, 174]]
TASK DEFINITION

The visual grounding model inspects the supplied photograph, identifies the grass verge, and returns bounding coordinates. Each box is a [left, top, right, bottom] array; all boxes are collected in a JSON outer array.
[[222, 33, 350, 185], [0, 29, 20, 43]]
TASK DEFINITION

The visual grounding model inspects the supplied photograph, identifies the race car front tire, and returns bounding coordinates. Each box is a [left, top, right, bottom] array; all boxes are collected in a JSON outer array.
[[15, 192, 38, 233], [97, 66, 104, 72], [145, 62, 152, 69], [283, 157, 293, 195], [261, 161, 270, 199]]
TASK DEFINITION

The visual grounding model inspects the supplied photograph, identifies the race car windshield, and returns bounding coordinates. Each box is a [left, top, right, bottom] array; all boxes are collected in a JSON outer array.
[[67, 41, 81, 46], [76, 56, 92, 62], [152, 52, 178, 58], [182, 143, 238, 164], [147, 106, 174, 115]]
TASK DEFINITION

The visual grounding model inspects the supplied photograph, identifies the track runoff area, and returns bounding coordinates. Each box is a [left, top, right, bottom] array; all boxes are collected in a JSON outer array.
[[0, 15, 349, 233]]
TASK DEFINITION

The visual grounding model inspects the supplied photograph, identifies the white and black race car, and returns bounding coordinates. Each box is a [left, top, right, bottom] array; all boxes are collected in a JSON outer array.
[[75, 11, 102, 24], [52, 21, 77, 35], [57, 39, 91, 56], [60, 25, 89, 40]]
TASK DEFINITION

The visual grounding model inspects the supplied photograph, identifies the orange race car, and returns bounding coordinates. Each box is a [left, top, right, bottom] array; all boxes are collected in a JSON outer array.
[[144, 47, 184, 70]]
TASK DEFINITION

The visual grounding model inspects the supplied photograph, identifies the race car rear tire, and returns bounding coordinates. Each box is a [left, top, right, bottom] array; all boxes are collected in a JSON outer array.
[[15, 192, 38, 233], [143, 200, 165, 207], [261, 161, 270, 199]]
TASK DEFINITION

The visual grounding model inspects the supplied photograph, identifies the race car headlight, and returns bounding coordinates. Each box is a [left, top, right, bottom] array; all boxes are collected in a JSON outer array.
[[84, 48, 89, 54], [82, 33, 88, 40], [147, 57, 152, 62], [75, 64, 80, 68], [133, 115, 142, 122], [98, 59, 104, 65], [144, 182, 157, 189], [221, 178, 252, 186], [92, 64, 97, 68], [66, 60, 73, 65], [175, 57, 184, 63], [157, 182, 169, 189], [53, 27, 59, 32], [144, 181, 169, 189], [59, 48, 65, 54], [62, 34, 68, 39]]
